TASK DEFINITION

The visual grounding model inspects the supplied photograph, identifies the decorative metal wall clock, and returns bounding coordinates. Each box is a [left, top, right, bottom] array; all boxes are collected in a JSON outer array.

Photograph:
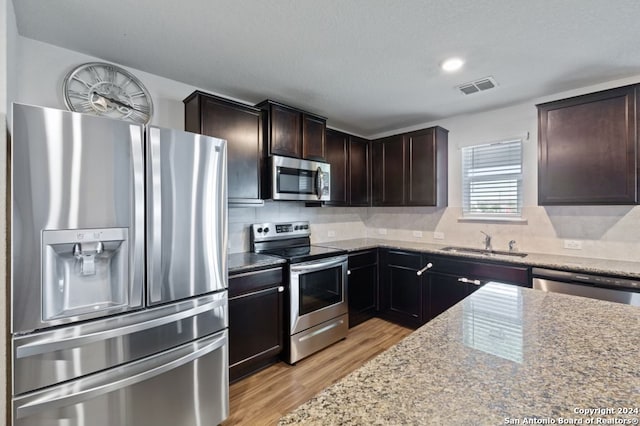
[[62, 62, 154, 124]]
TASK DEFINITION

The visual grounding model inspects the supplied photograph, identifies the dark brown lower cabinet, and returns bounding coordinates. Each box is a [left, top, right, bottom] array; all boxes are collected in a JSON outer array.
[[347, 250, 378, 328], [378, 249, 430, 328], [378, 249, 531, 328], [228, 266, 284, 382], [428, 272, 470, 320], [426, 255, 530, 319]]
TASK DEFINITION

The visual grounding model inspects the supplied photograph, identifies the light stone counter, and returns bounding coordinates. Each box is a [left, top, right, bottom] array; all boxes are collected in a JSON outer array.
[[280, 283, 640, 425], [315, 238, 640, 279]]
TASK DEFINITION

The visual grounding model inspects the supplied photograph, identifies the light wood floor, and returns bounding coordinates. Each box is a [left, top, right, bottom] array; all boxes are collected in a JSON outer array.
[[223, 317, 412, 426]]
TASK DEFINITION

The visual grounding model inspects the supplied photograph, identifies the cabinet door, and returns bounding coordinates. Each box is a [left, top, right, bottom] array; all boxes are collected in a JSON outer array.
[[372, 135, 405, 206], [428, 272, 469, 320], [379, 250, 426, 327], [348, 250, 378, 328], [405, 129, 436, 205], [200, 97, 263, 202], [302, 114, 326, 161], [184, 92, 263, 203], [228, 267, 283, 382], [325, 129, 348, 205], [538, 85, 637, 205], [270, 104, 302, 158], [388, 266, 421, 321], [349, 136, 371, 206], [229, 287, 283, 382]]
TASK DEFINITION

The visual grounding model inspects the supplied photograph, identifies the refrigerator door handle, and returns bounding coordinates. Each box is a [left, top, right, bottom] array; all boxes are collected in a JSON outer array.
[[147, 127, 163, 303], [16, 296, 226, 358], [130, 124, 146, 306], [15, 330, 227, 419]]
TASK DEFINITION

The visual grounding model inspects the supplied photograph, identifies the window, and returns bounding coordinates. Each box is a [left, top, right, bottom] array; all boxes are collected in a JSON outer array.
[[461, 139, 523, 217]]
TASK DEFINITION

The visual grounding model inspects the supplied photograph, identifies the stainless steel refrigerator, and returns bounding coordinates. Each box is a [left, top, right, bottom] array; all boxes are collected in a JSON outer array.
[[10, 103, 229, 426]]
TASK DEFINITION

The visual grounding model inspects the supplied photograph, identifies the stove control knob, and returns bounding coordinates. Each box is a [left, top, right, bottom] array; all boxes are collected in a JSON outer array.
[[294, 226, 299, 230], [257, 227, 263, 233], [263, 227, 270, 233]]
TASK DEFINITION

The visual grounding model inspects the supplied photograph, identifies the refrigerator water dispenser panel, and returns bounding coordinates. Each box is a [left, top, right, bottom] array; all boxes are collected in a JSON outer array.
[[42, 228, 129, 322]]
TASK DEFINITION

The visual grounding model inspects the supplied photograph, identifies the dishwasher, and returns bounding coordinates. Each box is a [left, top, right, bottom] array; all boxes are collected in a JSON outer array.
[[532, 267, 640, 306]]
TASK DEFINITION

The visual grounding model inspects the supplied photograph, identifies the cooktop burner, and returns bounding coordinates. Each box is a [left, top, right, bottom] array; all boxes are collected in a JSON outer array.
[[250, 221, 347, 263]]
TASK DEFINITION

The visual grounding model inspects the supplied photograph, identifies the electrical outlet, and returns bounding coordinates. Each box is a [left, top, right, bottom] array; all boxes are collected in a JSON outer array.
[[433, 231, 445, 240], [564, 240, 583, 250], [327, 230, 336, 237], [412, 231, 423, 238], [378, 228, 388, 235]]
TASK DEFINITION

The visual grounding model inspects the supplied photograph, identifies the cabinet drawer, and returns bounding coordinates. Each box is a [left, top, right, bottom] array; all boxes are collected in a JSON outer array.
[[428, 256, 529, 286], [348, 250, 377, 269], [229, 267, 283, 298], [385, 250, 422, 269]]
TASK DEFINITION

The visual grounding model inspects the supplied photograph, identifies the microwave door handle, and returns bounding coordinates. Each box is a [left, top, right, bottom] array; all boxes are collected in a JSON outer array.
[[315, 167, 323, 199]]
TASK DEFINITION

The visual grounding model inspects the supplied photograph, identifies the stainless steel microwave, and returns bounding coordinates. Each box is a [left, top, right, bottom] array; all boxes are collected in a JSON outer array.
[[271, 155, 330, 201]]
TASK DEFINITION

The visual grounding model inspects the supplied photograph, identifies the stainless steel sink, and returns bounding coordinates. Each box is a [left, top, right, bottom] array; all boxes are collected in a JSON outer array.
[[440, 246, 528, 258]]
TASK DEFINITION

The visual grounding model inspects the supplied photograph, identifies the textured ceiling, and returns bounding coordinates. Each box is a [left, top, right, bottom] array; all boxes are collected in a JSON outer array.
[[12, 0, 640, 137]]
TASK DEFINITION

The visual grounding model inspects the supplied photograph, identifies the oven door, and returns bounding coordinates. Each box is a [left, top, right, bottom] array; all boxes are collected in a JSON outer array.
[[289, 255, 348, 334]]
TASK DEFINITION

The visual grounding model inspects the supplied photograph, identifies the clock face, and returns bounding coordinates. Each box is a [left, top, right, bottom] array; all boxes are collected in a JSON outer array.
[[62, 62, 153, 124]]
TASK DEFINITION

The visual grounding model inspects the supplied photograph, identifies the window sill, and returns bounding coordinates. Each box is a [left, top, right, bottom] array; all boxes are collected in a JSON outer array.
[[457, 216, 528, 224]]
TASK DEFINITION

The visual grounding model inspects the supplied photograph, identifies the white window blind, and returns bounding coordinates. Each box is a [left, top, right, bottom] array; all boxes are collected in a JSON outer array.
[[461, 139, 523, 217]]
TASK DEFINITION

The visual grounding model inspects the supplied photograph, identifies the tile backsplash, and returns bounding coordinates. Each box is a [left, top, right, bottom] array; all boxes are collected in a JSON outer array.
[[229, 202, 640, 262]]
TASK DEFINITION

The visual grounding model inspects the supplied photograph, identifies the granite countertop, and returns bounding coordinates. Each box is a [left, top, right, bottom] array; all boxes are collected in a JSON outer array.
[[315, 238, 640, 279], [228, 252, 286, 274], [280, 283, 640, 425]]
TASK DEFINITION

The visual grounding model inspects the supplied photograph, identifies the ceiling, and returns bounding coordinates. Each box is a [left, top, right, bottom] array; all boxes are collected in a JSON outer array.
[[12, 0, 640, 137]]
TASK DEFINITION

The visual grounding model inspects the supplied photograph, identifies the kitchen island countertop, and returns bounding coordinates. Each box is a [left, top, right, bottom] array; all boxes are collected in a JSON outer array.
[[279, 282, 640, 425], [315, 238, 640, 279]]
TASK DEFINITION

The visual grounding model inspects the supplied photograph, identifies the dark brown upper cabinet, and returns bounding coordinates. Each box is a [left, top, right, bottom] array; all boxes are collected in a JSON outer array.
[[372, 126, 448, 207], [325, 129, 371, 206], [372, 135, 405, 205], [349, 136, 371, 206], [325, 129, 349, 205], [256, 100, 326, 161], [537, 85, 638, 205], [184, 91, 264, 205], [302, 114, 326, 160]]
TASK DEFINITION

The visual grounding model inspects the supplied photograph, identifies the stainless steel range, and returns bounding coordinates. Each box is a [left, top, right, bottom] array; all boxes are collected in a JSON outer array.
[[251, 221, 348, 364]]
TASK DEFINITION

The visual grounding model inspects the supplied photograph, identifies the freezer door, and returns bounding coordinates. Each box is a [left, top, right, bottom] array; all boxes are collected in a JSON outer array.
[[147, 126, 228, 305], [13, 329, 229, 426], [13, 292, 227, 395], [11, 103, 145, 333]]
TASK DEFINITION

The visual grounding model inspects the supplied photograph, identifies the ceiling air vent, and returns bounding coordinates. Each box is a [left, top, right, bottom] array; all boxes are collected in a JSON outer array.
[[457, 76, 498, 95]]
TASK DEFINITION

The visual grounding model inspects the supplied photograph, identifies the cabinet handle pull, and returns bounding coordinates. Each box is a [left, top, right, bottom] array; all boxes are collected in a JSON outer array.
[[278, 286, 284, 293], [457, 277, 482, 286], [416, 262, 433, 276], [347, 270, 351, 275]]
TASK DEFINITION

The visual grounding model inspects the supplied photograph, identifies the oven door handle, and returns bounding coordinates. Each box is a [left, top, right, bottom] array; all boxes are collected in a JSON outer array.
[[290, 256, 347, 274]]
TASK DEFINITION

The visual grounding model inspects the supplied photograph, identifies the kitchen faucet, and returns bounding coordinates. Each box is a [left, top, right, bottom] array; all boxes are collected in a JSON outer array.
[[480, 231, 492, 251]]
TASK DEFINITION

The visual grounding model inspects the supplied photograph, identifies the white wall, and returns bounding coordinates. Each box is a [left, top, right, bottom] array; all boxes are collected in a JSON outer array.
[[13, 36, 207, 130], [364, 75, 640, 260], [9, 35, 640, 261]]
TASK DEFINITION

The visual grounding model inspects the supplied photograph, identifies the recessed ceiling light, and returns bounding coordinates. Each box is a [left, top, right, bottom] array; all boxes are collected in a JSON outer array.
[[441, 57, 464, 72]]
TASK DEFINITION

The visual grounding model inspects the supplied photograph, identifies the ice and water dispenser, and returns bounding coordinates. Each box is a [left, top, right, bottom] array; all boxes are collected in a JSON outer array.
[[41, 228, 130, 322]]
